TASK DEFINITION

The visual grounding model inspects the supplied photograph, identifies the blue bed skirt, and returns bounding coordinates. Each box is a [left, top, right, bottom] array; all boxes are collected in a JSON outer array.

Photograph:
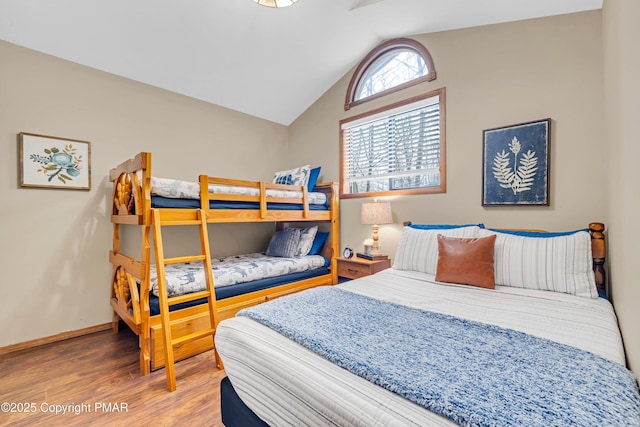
[[151, 195, 328, 210], [221, 376, 268, 427], [148, 267, 330, 316]]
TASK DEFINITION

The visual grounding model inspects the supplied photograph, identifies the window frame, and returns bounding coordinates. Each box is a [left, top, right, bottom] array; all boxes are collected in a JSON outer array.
[[344, 38, 436, 111], [339, 87, 446, 199]]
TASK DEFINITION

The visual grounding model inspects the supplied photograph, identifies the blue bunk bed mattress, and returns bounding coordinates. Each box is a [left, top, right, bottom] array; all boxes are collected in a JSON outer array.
[[148, 267, 330, 316], [151, 195, 329, 210]]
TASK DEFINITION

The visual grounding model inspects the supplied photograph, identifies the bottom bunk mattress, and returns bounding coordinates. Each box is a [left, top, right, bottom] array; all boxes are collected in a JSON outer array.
[[148, 266, 330, 315], [146, 252, 328, 315], [215, 268, 639, 427]]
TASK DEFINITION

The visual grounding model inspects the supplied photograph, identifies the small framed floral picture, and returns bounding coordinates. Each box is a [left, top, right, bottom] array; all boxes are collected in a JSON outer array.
[[19, 132, 91, 190], [482, 119, 550, 206]]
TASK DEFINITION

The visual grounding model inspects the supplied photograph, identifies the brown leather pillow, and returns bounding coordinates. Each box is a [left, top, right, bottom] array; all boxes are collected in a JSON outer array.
[[435, 234, 496, 289]]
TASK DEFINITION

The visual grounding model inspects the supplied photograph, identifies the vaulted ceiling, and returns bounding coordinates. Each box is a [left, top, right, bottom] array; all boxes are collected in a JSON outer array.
[[0, 0, 602, 125]]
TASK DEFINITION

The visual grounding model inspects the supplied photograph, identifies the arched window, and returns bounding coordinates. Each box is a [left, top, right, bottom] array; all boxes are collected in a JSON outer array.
[[345, 38, 436, 111]]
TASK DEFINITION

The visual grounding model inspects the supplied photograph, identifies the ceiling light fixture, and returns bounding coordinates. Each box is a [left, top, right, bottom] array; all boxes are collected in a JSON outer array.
[[254, 0, 297, 8]]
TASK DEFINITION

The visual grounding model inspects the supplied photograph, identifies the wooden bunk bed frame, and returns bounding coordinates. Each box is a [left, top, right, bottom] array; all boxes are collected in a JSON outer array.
[[109, 152, 339, 380]]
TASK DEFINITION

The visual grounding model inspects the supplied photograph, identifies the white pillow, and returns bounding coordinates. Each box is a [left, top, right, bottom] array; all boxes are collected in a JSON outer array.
[[295, 226, 318, 257], [393, 226, 482, 275], [478, 229, 597, 298], [273, 165, 311, 187]]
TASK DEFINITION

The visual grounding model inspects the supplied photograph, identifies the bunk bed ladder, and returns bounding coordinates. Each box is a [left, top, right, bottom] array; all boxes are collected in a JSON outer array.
[[151, 208, 220, 392]]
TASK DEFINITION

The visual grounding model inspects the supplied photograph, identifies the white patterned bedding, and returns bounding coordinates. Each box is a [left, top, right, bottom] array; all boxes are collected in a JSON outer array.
[[150, 176, 328, 205], [215, 268, 630, 426], [150, 252, 327, 297]]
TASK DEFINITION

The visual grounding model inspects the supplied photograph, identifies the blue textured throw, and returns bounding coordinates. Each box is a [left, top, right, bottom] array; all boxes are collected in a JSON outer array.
[[238, 287, 640, 427]]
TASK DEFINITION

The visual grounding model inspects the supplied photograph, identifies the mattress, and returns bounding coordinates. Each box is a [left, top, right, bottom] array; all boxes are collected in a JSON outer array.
[[215, 268, 628, 426], [149, 176, 329, 209], [147, 266, 330, 316], [149, 252, 327, 298]]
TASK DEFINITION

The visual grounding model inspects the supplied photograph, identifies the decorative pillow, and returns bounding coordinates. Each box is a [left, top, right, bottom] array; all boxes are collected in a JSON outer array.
[[295, 226, 319, 257], [477, 228, 597, 298], [393, 225, 482, 275], [273, 165, 311, 187], [435, 235, 496, 289], [266, 228, 301, 258], [309, 231, 329, 255], [307, 167, 321, 192]]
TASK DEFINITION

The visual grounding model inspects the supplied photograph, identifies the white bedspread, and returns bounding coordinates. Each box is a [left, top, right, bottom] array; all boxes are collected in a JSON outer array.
[[215, 268, 628, 426]]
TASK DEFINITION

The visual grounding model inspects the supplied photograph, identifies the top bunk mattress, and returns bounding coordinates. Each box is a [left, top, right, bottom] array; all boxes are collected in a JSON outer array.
[[150, 177, 328, 209]]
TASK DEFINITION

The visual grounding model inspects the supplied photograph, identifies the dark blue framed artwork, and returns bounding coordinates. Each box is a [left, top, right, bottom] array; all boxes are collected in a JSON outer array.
[[482, 119, 550, 206]]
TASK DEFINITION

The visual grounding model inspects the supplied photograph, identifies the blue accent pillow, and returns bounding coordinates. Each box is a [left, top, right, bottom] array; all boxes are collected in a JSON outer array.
[[266, 228, 301, 257], [489, 228, 588, 238], [307, 167, 321, 192], [308, 231, 329, 255], [407, 223, 485, 230]]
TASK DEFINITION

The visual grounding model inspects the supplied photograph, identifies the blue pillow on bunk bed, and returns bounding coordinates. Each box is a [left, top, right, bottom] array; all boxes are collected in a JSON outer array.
[[266, 228, 301, 258], [309, 232, 329, 255], [307, 167, 321, 192]]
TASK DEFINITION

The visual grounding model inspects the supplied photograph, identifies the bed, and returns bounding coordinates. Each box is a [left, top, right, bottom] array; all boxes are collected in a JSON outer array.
[[215, 222, 640, 426], [108, 152, 340, 381]]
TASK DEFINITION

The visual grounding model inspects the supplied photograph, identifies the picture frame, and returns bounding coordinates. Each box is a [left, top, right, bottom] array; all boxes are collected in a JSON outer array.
[[482, 118, 550, 206], [19, 132, 91, 190]]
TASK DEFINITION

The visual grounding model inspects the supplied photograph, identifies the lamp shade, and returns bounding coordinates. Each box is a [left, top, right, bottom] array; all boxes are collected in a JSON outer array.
[[254, 0, 297, 7], [361, 201, 392, 225]]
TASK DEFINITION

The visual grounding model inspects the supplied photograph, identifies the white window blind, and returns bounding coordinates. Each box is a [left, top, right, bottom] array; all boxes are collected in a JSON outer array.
[[342, 94, 442, 195]]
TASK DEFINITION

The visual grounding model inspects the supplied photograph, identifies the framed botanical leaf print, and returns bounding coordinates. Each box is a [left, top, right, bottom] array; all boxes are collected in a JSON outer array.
[[482, 119, 550, 206]]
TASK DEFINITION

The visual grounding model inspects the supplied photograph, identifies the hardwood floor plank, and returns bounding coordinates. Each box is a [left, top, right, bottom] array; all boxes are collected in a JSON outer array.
[[0, 326, 225, 426]]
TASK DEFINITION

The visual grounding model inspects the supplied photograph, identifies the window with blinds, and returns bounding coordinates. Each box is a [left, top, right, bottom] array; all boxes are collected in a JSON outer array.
[[340, 88, 446, 198]]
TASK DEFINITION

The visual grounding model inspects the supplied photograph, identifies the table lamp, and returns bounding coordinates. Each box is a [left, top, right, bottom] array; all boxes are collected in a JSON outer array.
[[360, 201, 392, 257]]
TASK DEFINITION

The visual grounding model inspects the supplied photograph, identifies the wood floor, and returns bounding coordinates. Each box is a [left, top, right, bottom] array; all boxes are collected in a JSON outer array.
[[0, 326, 226, 427]]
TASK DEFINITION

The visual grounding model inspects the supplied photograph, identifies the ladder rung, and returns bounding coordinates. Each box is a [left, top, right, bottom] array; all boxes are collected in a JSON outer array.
[[168, 290, 211, 306], [164, 254, 206, 265], [172, 328, 216, 347]]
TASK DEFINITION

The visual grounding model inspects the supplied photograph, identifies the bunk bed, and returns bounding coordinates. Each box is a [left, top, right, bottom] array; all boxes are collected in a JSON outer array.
[[216, 222, 640, 426], [108, 152, 339, 383]]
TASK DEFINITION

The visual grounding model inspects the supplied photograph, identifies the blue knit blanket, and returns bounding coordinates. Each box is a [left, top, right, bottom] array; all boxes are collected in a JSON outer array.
[[238, 287, 640, 427]]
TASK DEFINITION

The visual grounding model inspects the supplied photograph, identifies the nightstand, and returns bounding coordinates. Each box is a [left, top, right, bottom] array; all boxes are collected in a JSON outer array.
[[337, 256, 391, 281]]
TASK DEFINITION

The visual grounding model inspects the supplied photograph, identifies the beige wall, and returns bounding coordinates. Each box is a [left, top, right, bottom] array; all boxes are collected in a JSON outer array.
[[0, 40, 287, 347], [290, 11, 606, 261], [603, 0, 640, 377]]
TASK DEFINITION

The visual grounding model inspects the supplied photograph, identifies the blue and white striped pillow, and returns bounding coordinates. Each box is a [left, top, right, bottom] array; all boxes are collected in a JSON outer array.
[[393, 225, 483, 275], [478, 229, 597, 298], [266, 228, 301, 258]]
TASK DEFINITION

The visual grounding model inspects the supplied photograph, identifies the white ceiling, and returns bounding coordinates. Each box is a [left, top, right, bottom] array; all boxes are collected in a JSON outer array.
[[0, 0, 602, 125]]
